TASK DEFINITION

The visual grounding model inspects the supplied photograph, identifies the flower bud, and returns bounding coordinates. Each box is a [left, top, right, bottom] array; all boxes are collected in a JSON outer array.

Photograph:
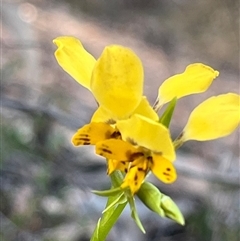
[[161, 194, 185, 225], [137, 182, 165, 216]]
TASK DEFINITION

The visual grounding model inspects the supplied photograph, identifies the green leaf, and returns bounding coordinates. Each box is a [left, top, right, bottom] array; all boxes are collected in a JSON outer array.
[[161, 194, 185, 225], [137, 182, 165, 216], [92, 187, 122, 197], [127, 191, 146, 233], [102, 193, 126, 213], [159, 97, 177, 128]]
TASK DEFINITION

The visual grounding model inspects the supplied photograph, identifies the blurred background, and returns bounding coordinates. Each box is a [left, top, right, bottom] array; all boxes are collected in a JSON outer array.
[[1, 0, 239, 240]]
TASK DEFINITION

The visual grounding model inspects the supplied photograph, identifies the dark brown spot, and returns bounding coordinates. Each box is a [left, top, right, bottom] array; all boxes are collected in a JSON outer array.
[[166, 168, 171, 171], [110, 131, 121, 139], [137, 167, 144, 172], [78, 137, 90, 142], [83, 142, 91, 145], [163, 172, 170, 176], [102, 148, 112, 154], [147, 156, 153, 163], [124, 168, 128, 173], [129, 152, 144, 161], [134, 174, 138, 181]]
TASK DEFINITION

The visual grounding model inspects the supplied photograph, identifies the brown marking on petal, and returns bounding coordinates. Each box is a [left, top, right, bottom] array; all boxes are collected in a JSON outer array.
[[106, 119, 116, 125], [101, 148, 112, 154], [134, 181, 138, 186], [77, 137, 91, 142], [126, 137, 137, 145], [166, 168, 171, 171], [129, 152, 144, 161], [147, 156, 153, 164], [137, 167, 144, 172], [110, 131, 121, 139], [163, 172, 170, 176], [83, 142, 91, 145], [124, 168, 128, 173], [134, 174, 138, 181], [101, 144, 108, 148]]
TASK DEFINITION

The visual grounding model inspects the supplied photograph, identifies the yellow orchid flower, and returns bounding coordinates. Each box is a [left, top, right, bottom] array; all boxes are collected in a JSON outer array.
[[53, 36, 240, 236], [95, 114, 177, 194], [154, 63, 219, 111]]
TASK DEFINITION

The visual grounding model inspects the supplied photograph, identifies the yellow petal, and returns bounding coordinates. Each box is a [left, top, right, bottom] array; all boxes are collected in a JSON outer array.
[[117, 114, 176, 161], [91, 45, 144, 119], [132, 96, 159, 121], [182, 93, 240, 141], [155, 63, 219, 109], [71, 122, 116, 146], [95, 139, 139, 160], [121, 157, 148, 194], [107, 159, 129, 174], [53, 36, 96, 90], [151, 154, 177, 184], [91, 106, 115, 123]]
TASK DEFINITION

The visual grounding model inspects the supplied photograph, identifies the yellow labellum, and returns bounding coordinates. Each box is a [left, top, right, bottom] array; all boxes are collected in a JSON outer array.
[[91, 45, 144, 119], [121, 157, 148, 194], [182, 93, 240, 141], [96, 139, 138, 160], [53, 36, 96, 90], [155, 63, 219, 109], [117, 114, 175, 161], [72, 122, 116, 146]]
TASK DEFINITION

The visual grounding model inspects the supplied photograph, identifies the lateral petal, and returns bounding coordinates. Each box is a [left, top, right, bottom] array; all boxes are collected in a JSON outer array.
[[182, 93, 240, 141]]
